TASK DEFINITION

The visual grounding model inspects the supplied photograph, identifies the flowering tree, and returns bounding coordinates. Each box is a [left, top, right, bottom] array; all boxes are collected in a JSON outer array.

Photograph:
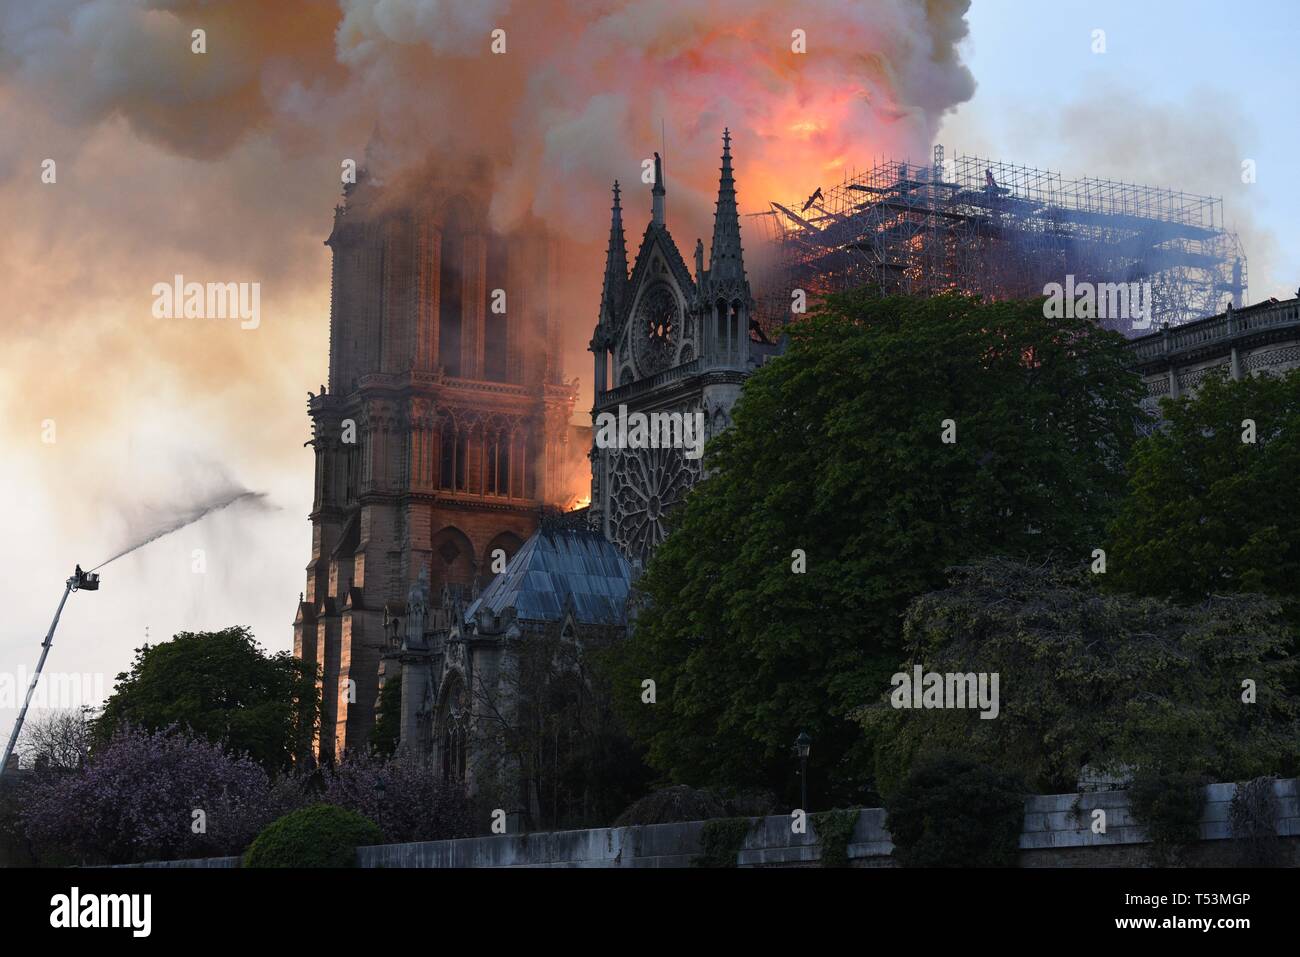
[[321, 752, 474, 844], [19, 724, 302, 865]]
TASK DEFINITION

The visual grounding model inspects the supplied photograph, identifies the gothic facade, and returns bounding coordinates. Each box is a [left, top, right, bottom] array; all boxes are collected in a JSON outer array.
[[1127, 295, 1300, 406], [294, 157, 580, 763], [381, 522, 631, 825], [588, 130, 777, 562], [310, 134, 775, 807]]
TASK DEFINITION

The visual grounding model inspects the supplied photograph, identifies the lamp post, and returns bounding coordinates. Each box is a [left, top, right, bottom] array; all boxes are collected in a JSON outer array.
[[374, 777, 387, 835], [794, 731, 812, 812]]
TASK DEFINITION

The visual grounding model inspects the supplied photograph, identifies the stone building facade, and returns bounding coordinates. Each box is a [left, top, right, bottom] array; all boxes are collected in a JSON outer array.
[[375, 132, 774, 809], [1127, 294, 1300, 404], [294, 157, 581, 763], [301, 125, 1300, 810], [381, 521, 631, 822], [587, 130, 779, 563]]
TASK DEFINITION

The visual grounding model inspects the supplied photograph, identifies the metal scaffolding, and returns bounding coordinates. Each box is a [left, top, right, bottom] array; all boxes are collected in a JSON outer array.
[[749, 146, 1247, 336]]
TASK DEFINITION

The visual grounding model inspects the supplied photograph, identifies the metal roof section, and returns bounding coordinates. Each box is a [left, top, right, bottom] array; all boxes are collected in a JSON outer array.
[[465, 527, 633, 627]]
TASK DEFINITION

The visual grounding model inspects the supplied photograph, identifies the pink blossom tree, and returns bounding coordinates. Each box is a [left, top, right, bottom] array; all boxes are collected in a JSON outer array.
[[321, 752, 474, 844], [19, 724, 302, 865]]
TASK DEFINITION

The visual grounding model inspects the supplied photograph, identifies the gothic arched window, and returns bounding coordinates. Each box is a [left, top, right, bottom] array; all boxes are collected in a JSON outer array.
[[438, 677, 468, 784], [486, 432, 500, 495], [484, 234, 509, 383], [438, 422, 469, 491]]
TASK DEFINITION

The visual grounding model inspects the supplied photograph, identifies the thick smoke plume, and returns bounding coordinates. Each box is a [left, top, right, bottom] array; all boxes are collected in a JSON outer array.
[[2, 1, 975, 236], [0, 1, 975, 657]]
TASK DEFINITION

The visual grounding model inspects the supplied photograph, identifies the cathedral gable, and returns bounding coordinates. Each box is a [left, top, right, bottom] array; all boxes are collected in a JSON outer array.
[[624, 224, 696, 324], [615, 227, 699, 383], [588, 130, 755, 566]]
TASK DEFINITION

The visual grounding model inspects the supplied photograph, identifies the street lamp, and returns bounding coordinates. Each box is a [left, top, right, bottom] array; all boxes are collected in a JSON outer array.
[[374, 777, 387, 834], [794, 731, 812, 811]]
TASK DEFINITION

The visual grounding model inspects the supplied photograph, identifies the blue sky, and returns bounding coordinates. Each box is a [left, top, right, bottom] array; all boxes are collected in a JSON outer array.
[[941, 0, 1299, 301]]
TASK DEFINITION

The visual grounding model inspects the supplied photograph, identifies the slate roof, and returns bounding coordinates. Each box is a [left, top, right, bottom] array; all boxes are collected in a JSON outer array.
[[464, 527, 632, 627]]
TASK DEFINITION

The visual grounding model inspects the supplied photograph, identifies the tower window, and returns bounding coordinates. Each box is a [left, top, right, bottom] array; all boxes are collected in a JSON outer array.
[[439, 215, 464, 377], [484, 431, 512, 497], [439, 425, 468, 491], [485, 235, 509, 383]]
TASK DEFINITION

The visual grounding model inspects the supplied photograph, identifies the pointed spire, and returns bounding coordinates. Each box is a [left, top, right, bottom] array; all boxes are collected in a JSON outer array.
[[599, 180, 629, 324], [708, 128, 746, 286], [651, 151, 665, 226]]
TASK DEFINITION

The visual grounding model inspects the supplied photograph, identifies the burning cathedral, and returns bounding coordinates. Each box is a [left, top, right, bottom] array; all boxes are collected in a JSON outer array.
[[295, 133, 771, 799], [293, 154, 586, 764]]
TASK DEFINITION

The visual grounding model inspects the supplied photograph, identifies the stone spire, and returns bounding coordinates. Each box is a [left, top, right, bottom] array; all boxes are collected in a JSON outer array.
[[708, 128, 746, 287], [651, 151, 665, 226], [600, 180, 629, 324]]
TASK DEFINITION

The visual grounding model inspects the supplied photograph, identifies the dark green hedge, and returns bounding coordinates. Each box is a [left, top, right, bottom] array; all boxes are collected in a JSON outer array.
[[1128, 767, 1206, 865], [243, 803, 382, 868], [884, 754, 1024, 867]]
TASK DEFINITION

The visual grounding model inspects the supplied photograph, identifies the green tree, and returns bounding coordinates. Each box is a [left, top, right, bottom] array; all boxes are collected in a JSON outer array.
[[1107, 368, 1300, 606], [242, 804, 381, 868], [95, 626, 318, 773], [863, 558, 1299, 796], [611, 292, 1142, 801], [473, 626, 649, 830], [883, 754, 1025, 868]]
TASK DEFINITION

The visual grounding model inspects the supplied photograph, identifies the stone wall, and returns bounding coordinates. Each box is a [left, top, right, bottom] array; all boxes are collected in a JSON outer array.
[[118, 777, 1300, 868], [114, 856, 241, 869], [355, 779, 1299, 868], [1018, 779, 1300, 867]]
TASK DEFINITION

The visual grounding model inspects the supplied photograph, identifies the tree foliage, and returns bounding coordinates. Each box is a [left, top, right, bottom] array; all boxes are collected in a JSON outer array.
[[473, 626, 649, 831], [242, 804, 381, 869], [610, 292, 1141, 800], [693, 817, 753, 868], [1127, 766, 1206, 865], [320, 751, 473, 844], [884, 753, 1025, 868], [95, 626, 319, 772], [613, 784, 776, 826], [1107, 368, 1300, 606], [18, 707, 93, 770], [19, 724, 301, 865], [863, 558, 1300, 795]]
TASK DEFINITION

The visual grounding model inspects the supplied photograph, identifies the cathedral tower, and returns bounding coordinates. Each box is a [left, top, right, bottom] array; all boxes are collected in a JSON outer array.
[[589, 130, 762, 562], [295, 157, 578, 763]]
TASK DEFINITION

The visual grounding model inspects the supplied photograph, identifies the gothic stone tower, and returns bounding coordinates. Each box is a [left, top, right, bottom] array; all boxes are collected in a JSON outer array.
[[589, 130, 757, 562], [295, 157, 577, 763]]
